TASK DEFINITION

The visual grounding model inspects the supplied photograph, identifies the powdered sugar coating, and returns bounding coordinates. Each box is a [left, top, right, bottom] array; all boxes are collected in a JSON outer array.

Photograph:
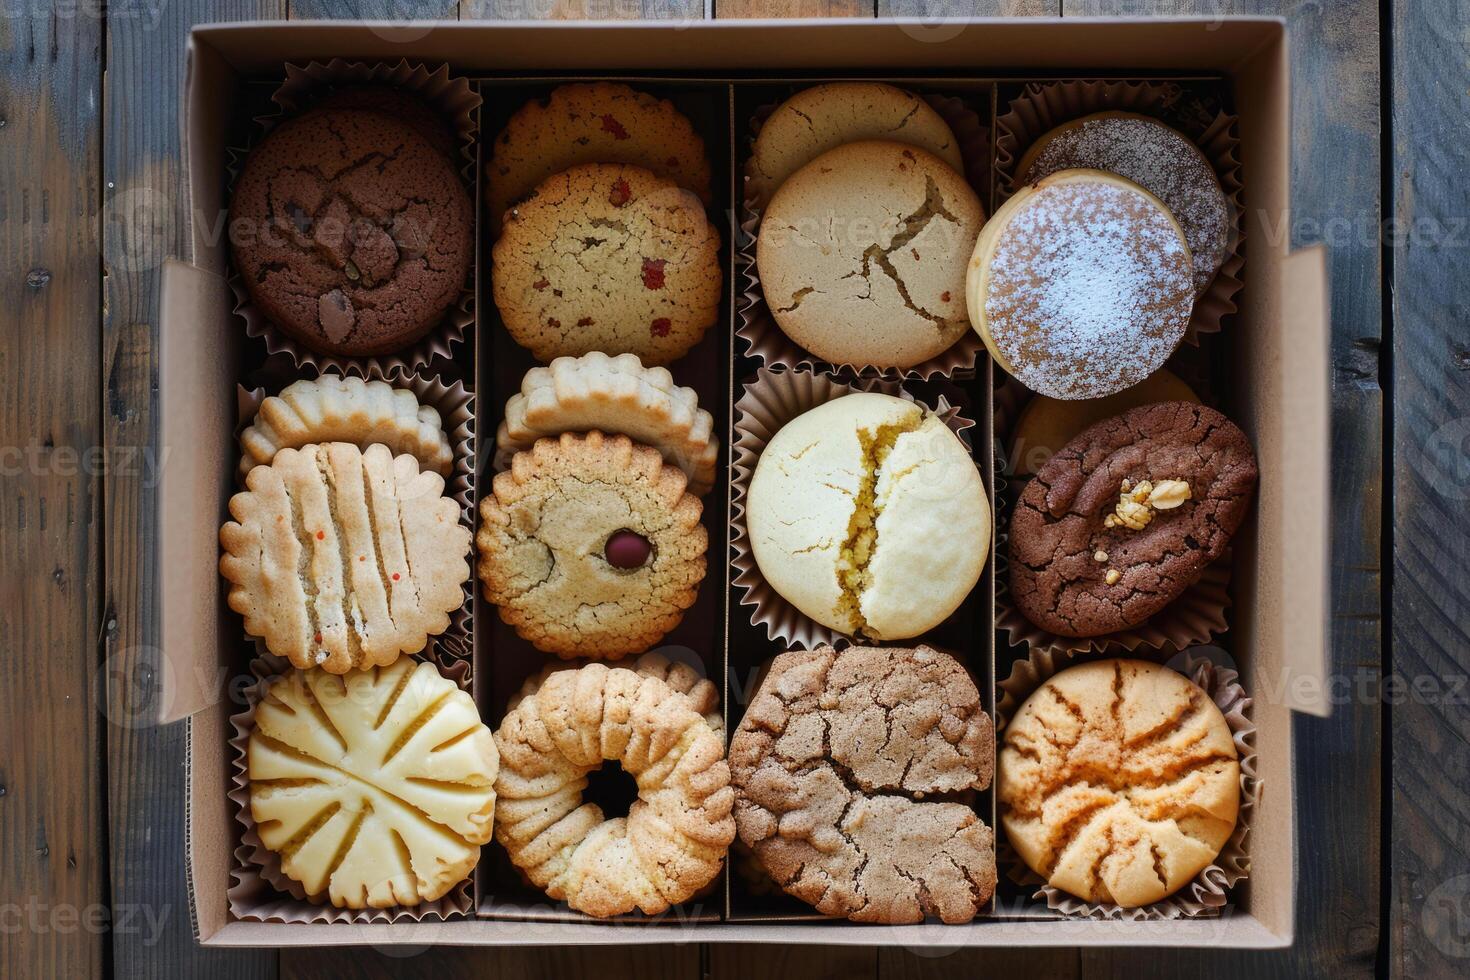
[[1021, 114, 1229, 297], [983, 176, 1192, 400]]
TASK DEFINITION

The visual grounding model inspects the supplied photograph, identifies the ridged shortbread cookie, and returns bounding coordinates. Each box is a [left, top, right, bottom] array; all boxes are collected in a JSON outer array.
[[239, 375, 453, 481], [493, 163, 722, 366], [248, 658, 498, 908], [730, 645, 996, 923], [487, 82, 711, 233], [510, 649, 724, 737], [477, 431, 708, 659], [746, 393, 989, 641], [221, 442, 471, 672], [998, 659, 1240, 907], [496, 352, 719, 496], [747, 82, 964, 207], [493, 662, 735, 918]]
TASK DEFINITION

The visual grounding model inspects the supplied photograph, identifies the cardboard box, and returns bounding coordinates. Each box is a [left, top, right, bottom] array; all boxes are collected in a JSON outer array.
[[160, 17, 1330, 948]]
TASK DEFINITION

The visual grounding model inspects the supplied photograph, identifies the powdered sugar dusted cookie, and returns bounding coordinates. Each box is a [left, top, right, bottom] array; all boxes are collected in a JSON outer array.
[[496, 351, 719, 496]]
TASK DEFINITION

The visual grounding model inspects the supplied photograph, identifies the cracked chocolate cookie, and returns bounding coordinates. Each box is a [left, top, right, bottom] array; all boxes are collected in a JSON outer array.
[[730, 645, 997, 923], [1008, 401, 1257, 638], [747, 82, 964, 208], [492, 163, 722, 366], [998, 658, 1240, 907], [967, 168, 1193, 400], [229, 106, 473, 358], [746, 392, 989, 641], [486, 82, 712, 234], [476, 431, 708, 659], [757, 139, 983, 370]]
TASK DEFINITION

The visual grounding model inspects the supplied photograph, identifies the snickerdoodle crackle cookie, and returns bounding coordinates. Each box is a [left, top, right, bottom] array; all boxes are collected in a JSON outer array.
[[220, 443, 471, 673], [730, 645, 997, 923], [998, 659, 1240, 907], [493, 662, 734, 918], [493, 163, 721, 366], [477, 431, 708, 659]]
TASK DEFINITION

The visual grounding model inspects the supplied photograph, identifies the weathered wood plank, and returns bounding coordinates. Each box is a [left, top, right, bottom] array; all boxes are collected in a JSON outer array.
[[719, 0, 872, 17], [712, 944, 877, 979], [1389, 0, 1470, 976], [461, 1, 705, 18], [879, 1, 1057, 15], [281, 944, 701, 979], [0, 7, 105, 979]]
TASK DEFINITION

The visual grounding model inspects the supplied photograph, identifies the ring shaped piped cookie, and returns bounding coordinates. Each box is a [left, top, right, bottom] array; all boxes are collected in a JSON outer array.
[[492, 662, 735, 918], [967, 168, 1194, 400]]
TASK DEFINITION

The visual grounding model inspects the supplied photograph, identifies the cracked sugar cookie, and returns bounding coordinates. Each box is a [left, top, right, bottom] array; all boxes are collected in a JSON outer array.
[[730, 645, 997, 923], [1008, 402, 1257, 638], [756, 139, 983, 370], [476, 431, 708, 659], [220, 443, 471, 673], [746, 392, 989, 641], [496, 351, 719, 496], [247, 658, 498, 908], [229, 106, 473, 357], [493, 662, 734, 918], [998, 658, 1240, 907], [239, 374, 453, 481], [486, 82, 712, 234], [492, 163, 722, 366]]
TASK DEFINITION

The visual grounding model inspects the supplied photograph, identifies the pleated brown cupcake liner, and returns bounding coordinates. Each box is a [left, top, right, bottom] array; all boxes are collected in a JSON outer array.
[[234, 368, 475, 662], [993, 79, 1245, 345], [729, 367, 978, 651], [994, 650, 1258, 920], [225, 59, 481, 379], [225, 646, 475, 923], [736, 90, 990, 381]]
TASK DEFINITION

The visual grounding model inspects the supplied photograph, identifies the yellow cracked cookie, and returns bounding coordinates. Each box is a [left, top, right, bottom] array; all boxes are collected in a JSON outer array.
[[998, 659, 1240, 908], [757, 139, 983, 369], [746, 392, 989, 641], [239, 374, 453, 482], [220, 442, 471, 673], [486, 82, 712, 234], [476, 431, 708, 659], [247, 658, 498, 908], [493, 662, 734, 918], [493, 163, 722, 366], [496, 351, 719, 496]]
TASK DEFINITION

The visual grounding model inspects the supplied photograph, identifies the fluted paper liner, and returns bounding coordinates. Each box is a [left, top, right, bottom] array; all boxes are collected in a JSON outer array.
[[994, 650, 1258, 920], [737, 90, 990, 381], [225, 60, 480, 379], [730, 367, 978, 650], [226, 647, 475, 923], [234, 368, 475, 663], [994, 79, 1245, 345]]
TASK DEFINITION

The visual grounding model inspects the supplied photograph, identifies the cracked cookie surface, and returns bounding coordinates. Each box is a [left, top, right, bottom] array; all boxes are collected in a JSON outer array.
[[492, 163, 722, 366], [476, 431, 708, 659], [1008, 401, 1257, 638], [230, 106, 473, 357], [757, 139, 983, 370], [220, 443, 471, 673], [730, 645, 997, 923], [746, 392, 989, 641], [998, 658, 1239, 907]]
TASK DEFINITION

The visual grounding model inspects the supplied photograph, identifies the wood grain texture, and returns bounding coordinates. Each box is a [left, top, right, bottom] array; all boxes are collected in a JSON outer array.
[[1389, 0, 1470, 976], [879, 1, 1057, 14], [281, 944, 700, 979], [0, 7, 105, 979], [718, 0, 873, 17], [462, 0, 706, 18]]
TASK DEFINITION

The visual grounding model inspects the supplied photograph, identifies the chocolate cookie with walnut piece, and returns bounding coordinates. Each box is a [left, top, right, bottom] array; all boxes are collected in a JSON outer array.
[[1008, 401, 1258, 638]]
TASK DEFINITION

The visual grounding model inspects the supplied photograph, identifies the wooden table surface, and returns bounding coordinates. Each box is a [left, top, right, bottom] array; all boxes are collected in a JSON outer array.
[[2, 0, 1460, 976]]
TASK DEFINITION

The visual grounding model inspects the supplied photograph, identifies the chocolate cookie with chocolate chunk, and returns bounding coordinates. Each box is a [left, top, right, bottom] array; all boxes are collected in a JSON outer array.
[[1008, 401, 1257, 638], [230, 106, 473, 357]]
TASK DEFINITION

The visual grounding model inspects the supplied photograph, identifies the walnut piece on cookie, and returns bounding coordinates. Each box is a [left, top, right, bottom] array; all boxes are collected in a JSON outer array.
[[496, 351, 719, 496], [998, 659, 1240, 907], [239, 374, 453, 481], [492, 163, 722, 366], [730, 645, 997, 923], [493, 662, 734, 918], [220, 443, 470, 673], [247, 658, 498, 908], [476, 431, 708, 659]]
